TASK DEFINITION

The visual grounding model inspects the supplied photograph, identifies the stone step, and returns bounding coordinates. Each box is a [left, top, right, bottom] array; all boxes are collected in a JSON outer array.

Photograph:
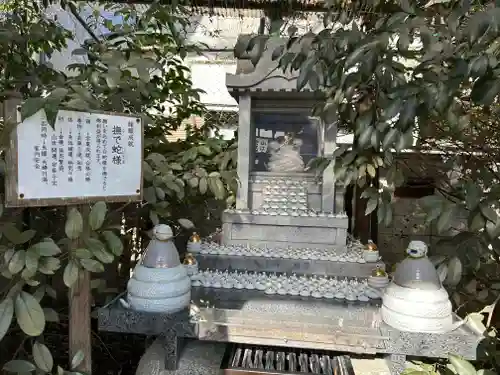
[[222, 212, 348, 250], [194, 253, 384, 278], [135, 339, 395, 375]]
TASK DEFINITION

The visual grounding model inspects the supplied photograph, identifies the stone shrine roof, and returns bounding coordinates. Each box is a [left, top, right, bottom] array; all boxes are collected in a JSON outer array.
[[225, 35, 320, 95]]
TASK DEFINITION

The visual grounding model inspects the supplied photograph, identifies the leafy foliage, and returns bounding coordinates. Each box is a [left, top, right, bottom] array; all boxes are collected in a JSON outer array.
[[402, 354, 496, 375], [0, 0, 236, 372], [236, 0, 500, 370]]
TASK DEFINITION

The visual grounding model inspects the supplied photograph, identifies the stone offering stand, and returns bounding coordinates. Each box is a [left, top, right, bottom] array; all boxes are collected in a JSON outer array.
[[98, 36, 483, 375]]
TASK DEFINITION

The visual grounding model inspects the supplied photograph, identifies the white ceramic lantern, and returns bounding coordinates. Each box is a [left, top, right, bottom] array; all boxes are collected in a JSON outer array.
[[121, 224, 191, 313], [363, 240, 379, 263], [187, 232, 202, 253], [381, 241, 460, 333]]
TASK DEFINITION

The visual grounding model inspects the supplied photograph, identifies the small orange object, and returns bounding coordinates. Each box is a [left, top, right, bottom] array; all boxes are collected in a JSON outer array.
[[366, 239, 378, 251], [183, 253, 196, 265], [189, 232, 201, 243]]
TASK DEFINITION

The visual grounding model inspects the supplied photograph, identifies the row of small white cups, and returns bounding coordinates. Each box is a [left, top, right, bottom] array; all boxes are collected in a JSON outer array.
[[191, 280, 381, 301]]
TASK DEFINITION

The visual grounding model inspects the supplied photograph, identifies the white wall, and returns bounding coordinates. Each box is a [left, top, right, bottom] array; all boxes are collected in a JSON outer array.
[[189, 57, 238, 111]]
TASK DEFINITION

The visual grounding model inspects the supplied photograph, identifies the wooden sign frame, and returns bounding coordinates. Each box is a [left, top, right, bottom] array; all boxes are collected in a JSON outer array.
[[4, 101, 144, 208]]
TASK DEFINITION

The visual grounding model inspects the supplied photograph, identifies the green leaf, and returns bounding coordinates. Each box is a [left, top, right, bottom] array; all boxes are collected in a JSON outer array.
[[471, 78, 500, 106], [197, 145, 211, 156], [44, 105, 58, 128], [469, 211, 486, 232], [85, 238, 113, 264], [21, 97, 45, 120], [480, 203, 498, 223], [464, 182, 481, 210], [382, 128, 400, 150], [18, 230, 36, 245], [30, 240, 61, 257], [365, 197, 378, 215], [74, 248, 92, 259], [25, 250, 39, 273], [437, 205, 455, 234], [357, 126, 373, 149], [149, 210, 159, 225], [2, 225, 35, 245], [43, 308, 59, 323], [448, 354, 477, 375], [384, 204, 393, 226], [272, 45, 285, 60], [65, 208, 83, 239], [366, 164, 376, 178], [101, 231, 123, 257], [477, 370, 496, 375], [89, 201, 107, 231], [401, 370, 429, 375], [486, 219, 500, 239], [344, 40, 380, 69], [33, 341, 53, 372], [178, 218, 194, 229], [8, 250, 25, 274], [445, 257, 462, 287], [38, 257, 61, 275], [199, 177, 208, 194], [0, 297, 14, 341], [71, 350, 85, 370], [14, 291, 45, 336], [3, 360, 36, 373], [80, 259, 104, 273], [63, 260, 79, 287]]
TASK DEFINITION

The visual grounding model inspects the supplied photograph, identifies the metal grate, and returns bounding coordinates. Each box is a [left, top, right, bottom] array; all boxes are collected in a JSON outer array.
[[224, 343, 356, 375]]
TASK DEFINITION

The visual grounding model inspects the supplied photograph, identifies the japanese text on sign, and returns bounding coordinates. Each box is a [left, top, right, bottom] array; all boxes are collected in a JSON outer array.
[[16, 109, 142, 201]]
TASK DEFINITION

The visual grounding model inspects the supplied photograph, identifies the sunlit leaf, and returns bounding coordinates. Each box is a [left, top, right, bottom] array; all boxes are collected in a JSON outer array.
[[33, 341, 53, 372], [89, 201, 107, 231], [0, 297, 14, 342], [63, 260, 79, 287], [3, 360, 36, 373], [14, 291, 45, 336], [65, 208, 83, 239], [178, 218, 195, 229], [101, 231, 123, 257], [80, 259, 104, 273], [71, 350, 85, 370]]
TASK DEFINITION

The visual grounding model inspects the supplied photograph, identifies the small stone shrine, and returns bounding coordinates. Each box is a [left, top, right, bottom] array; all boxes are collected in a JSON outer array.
[[98, 36, 484, 375]]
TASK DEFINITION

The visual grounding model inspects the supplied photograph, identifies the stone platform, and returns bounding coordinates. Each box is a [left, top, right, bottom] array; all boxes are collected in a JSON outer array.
[[99, 288, 482, 375], [222, 212, 348, 249], [195, 253, 384, 277], [135, 339, 394, 375]]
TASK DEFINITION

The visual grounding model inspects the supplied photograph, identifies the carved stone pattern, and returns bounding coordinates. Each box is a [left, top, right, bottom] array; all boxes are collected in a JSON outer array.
[[160, 329, 180, 371]]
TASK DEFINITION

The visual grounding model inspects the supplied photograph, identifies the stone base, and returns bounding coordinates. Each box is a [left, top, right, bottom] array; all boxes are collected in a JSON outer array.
[[135, 339, 225, 375], [135, 338, 398, 375], [222, 212, 348, 249]]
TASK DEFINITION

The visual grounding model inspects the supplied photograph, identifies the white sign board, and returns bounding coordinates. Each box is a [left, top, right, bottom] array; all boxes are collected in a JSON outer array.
[[7, 109, 143, 207]]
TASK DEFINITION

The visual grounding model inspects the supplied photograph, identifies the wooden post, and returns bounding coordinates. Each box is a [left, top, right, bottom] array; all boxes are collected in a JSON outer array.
[[68, 204, 92, 374]]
